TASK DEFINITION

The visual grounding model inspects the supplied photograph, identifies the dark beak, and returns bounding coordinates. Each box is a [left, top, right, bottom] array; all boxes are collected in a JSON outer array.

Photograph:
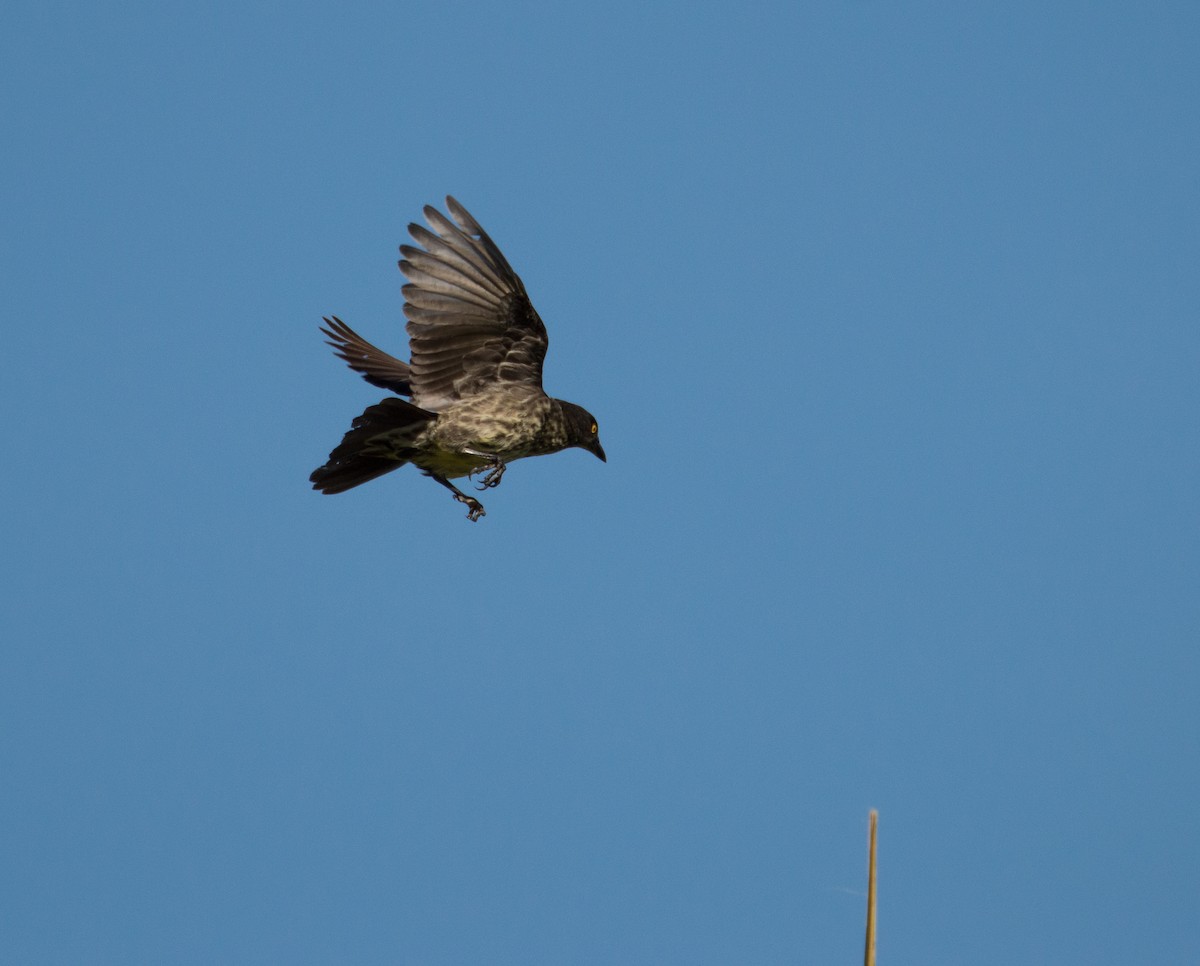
[[591, 439, 607, 463]]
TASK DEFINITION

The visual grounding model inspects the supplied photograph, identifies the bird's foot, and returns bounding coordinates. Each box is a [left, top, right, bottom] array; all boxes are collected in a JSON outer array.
[[471, 456, 507, 490], [452, 491, 486, 521]]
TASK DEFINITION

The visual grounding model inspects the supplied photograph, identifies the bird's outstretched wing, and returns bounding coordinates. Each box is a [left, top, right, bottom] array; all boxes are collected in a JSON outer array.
[[320, 316, 412, 396], [401, 197, 549, 411]]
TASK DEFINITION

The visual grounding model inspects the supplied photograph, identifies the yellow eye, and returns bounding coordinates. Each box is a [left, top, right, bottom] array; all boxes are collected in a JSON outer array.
[[589, 422, 598, 435]]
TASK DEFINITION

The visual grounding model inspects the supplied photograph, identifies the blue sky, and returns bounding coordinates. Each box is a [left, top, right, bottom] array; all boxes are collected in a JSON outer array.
[[2, 1, 1197, 962]]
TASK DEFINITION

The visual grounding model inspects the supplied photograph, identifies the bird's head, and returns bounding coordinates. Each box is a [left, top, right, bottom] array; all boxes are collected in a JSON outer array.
[[559, 401, 606, 463]]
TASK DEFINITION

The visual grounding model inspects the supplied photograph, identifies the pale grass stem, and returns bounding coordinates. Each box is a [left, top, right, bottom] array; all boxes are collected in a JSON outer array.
[[864, 810, 878, 966]]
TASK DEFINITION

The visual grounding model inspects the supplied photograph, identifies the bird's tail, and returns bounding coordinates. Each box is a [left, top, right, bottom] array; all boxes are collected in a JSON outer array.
[[310, 397, 435, 494]]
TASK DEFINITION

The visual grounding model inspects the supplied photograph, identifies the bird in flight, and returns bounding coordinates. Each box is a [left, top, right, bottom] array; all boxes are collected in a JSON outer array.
[[310, 197, 606, 521]]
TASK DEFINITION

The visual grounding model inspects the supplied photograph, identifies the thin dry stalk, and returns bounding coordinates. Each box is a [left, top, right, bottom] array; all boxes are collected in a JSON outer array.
[[864, 810, 878, 966]]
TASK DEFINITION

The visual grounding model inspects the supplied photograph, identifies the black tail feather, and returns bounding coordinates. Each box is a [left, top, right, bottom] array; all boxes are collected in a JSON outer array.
[[311, 397, 435, 495], [309, 456, 403, 495]]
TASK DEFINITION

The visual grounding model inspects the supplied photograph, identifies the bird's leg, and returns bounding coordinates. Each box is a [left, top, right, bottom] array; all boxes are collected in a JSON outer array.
[[430, 474, 486, 521], [465, 450, 507, 490]]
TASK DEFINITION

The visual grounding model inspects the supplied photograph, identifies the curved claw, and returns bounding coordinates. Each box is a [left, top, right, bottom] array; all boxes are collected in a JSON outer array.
[[432, 473, 488, 521], [448, 490, 486, 521], [473, 460, 507, 491]]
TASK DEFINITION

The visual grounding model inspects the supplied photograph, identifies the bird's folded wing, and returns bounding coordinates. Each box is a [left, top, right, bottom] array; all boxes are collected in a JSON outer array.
[[401, 197, 549, 411]]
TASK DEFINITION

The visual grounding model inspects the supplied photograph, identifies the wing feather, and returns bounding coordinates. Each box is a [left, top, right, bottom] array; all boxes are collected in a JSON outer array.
[[401, 197, 549, 411], [320, 316, 411, 396]]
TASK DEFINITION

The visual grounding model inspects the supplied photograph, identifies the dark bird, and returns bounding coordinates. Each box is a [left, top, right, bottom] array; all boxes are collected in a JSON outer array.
[[310, 197, 606, 521]]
